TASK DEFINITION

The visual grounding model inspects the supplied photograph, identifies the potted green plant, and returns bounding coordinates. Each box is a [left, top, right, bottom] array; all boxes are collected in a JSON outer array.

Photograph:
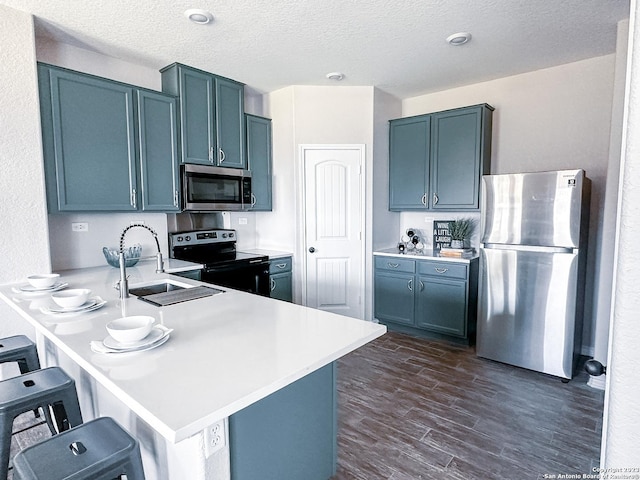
[[449, 218, 474, 249]]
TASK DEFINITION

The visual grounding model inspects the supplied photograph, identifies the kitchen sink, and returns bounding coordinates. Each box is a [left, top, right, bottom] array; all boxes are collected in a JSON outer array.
[[128, 279, 193, 297]]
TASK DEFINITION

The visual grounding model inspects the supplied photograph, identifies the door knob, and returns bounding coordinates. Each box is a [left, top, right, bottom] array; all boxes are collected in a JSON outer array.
[[308, 247, 316, 253]]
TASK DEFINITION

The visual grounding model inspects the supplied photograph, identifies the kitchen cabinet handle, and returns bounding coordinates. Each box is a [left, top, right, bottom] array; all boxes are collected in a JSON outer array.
[[408, 279, 413, 291], [251, 193, 257, 207], [208, 146, 214, 162], [387, 262, 400, 268], [275, 263, 287, 269], [435, 267, 448, 274], [433, 193, 439, 205], [270, 278, 276, 291], [131, 189, 137, 208], [421, 193, 427, 206], [420, 280, 424, 291], [219, 148, 226, 163], [173, 190, 179, 207]]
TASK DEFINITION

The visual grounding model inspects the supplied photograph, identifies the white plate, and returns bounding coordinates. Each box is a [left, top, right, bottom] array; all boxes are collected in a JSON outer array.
[[103, 325, 171, 351], [40, 297, 106, 315], [14, 282, 68, 294], [91, 334, 170, 355]]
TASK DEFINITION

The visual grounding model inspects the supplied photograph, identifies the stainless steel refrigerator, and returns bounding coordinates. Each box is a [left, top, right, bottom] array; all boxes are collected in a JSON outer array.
[[477, 169, 590, 379]]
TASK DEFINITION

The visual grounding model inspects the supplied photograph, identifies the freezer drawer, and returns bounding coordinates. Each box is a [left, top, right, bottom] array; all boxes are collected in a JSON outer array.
[[477, 247, 581, 379]]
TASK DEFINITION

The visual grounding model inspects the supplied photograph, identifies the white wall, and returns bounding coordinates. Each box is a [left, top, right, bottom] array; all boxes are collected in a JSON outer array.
[[589, 20, 629, 390], [0, 6, 48, 352], [262, 85, 379, 311], [603, 0, 640, 467], [401, 55, 618, 354]]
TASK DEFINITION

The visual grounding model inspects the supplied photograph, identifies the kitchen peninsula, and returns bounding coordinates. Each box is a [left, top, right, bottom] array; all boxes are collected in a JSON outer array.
[[0, 261, 386, 480]]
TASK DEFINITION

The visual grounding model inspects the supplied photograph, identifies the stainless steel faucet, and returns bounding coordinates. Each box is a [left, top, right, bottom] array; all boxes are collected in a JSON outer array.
[[116, 223, 165, 299]]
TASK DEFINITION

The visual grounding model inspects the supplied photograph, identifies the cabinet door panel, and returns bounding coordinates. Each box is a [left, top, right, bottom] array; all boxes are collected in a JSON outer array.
[[389, 116, 430, 210], [49, 69, 137, 211], [270, 272, 293, 302], [180, 68, 215, 164], [137, 90, 180, 211], [246, 114, 272, 210], [215, 78, 245, 168], [416, 276, 467, 336], [430, 107, 482, 210], [374, 272, 415, 326]]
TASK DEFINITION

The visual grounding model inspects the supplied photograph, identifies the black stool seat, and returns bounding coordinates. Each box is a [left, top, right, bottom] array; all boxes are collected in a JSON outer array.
[[12, 417, 145, 480], [0, 366, 83, 479], [0, 335, 40, 374]]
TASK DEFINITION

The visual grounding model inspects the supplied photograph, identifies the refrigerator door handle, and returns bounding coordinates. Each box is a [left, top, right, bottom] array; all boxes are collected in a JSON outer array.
[[481, 243, 577, 254]]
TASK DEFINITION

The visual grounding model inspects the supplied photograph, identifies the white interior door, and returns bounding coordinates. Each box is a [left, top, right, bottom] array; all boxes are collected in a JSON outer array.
[[302, 145, 364, 319]]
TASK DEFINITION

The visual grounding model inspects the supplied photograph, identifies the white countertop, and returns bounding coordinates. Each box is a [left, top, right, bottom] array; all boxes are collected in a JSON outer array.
[[239, 249, 292, 259], [0, 262, 385, 443], [374, 247, 478, 263]]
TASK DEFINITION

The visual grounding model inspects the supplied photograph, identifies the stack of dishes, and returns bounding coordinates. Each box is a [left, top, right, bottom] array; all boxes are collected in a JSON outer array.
[[91, 316, 172, 354], [41, 289, 106, 316], [14, 274, 67, 294]]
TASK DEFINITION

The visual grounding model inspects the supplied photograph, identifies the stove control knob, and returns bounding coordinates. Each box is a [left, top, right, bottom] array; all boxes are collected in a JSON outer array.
[[177, 236, 183, 242], [229, 232, 234, 238], [222, 233, 228, 238], [185, 235, 191, 241]]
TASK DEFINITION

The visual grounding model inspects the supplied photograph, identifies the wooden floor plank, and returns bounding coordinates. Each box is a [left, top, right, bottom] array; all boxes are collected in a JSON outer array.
[[334, 331, 604, 480]]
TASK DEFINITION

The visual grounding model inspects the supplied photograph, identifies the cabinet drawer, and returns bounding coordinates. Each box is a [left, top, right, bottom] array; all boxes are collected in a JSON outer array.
[[418, 261, 467, 280], [270, 257, 292, 274], [375, 256, 415, 273]]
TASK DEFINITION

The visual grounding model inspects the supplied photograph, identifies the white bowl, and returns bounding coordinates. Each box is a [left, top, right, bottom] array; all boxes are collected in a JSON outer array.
[[106, 316, 155, 344], [27, 273, 60, 289], [51, 288, 91, 309]]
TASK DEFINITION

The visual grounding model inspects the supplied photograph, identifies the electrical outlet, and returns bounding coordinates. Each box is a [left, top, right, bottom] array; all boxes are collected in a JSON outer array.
[[71, 222, 89, 232], [238, 217, 248, 225], [203, 420, 225, 457]]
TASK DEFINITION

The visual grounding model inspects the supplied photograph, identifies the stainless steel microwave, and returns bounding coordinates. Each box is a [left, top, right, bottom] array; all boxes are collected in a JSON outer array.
[[181, 164, 252, 212]]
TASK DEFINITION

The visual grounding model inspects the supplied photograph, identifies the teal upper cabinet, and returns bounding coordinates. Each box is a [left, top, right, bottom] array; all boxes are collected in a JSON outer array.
[[38, 63, 180, 213], [430, 105, 493, 210], [39, 65, 138, 212], [137, 90, 181, 212], [215, 77, 246, 168], [388, 104, 493, 211], [389, 115, 430, 209], [161, 63, 246, 168], [245, 114, 273, 211]]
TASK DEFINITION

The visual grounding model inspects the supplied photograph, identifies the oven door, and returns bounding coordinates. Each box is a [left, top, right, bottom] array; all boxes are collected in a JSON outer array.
[[201, 261, 270, 296], [182, 164, 252, 211]]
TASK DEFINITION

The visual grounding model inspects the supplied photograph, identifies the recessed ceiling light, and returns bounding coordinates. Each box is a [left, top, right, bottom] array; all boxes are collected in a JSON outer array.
[[184, 9, 214, 25], [326, 72, 345, 81], [446, 32, 472, 46]]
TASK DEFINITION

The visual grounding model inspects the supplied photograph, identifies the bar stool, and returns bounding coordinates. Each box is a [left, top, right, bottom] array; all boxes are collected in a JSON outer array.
[[12, 417, 146, 480], [0, 335, 41, 374], [0, 335, 47, 424], [0, 366, 83, 479]]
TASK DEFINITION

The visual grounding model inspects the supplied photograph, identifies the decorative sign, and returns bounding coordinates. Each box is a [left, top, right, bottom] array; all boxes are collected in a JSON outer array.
[[433, 220, 454, 251]]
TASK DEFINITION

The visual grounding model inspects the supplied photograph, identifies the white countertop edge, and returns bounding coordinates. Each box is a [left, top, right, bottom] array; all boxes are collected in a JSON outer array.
[[239, 249, 292, 259], [374, 248, 478, 263], [175, 327, 385, 443]]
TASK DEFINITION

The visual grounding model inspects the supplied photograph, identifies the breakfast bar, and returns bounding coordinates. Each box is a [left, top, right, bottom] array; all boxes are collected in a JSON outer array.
[[0, 261, 386, 479]]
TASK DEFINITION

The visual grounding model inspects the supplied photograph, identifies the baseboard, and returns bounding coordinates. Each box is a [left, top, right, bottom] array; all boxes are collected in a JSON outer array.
[[587, 374, 606, 390]]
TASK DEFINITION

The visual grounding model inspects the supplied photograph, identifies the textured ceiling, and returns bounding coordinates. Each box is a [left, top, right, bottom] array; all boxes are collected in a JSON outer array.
[[0, 0, 630, 99]]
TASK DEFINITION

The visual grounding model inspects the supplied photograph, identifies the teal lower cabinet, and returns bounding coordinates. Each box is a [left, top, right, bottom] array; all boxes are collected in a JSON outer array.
[[229, 363, 336, 480], [269, 256, 292, 302], [374, 254, 478, 344]]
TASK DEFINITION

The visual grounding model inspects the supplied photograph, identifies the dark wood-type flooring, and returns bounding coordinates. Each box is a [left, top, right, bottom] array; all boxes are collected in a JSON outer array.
[[333, 331, 605, 480]]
